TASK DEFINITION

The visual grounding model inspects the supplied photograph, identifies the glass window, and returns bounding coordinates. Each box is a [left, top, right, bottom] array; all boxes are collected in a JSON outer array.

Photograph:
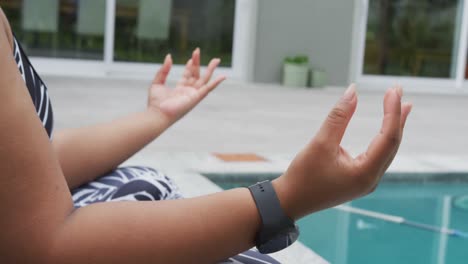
[[114, 0, 235, 66], [1, 0, 106, 60], [363, 0, 461, 78]]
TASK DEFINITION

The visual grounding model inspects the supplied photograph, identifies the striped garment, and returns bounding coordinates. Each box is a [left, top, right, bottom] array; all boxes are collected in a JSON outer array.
[[13, 36, 53, 137], [13, 37, 279, 264]]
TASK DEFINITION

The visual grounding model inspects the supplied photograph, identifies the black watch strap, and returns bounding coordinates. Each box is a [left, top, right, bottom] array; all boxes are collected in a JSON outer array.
[[248, 180, 298, 253]]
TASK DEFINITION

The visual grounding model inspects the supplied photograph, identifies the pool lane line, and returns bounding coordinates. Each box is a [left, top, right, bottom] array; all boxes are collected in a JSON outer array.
[[335, 205, 468, 239]]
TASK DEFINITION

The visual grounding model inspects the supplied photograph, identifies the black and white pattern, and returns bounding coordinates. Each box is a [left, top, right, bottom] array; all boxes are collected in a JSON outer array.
[[13, 36, 53, 138], [223, 250, 280, 264], [72, 166, 183, 207], [13, 36, 279, 264]]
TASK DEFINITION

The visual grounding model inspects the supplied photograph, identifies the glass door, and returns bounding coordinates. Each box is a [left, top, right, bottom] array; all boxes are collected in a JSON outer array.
[[1, 0, 107, 60], [355, 0, 468, 91], [1, 0, 255, 81], [363, 0, 461, 78], [113, 0, 235, 67]]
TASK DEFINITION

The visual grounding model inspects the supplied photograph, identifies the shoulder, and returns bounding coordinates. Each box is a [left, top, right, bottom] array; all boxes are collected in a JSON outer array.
[[0, 7, 14, 50]]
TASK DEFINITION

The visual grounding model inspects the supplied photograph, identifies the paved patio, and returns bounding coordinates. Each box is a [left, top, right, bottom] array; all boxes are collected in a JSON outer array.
[[44, 75, 468, 263], [47, 76, 468, 156]]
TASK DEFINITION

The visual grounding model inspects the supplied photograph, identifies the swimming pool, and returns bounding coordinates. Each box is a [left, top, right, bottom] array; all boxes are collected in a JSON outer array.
[[205, 172, 468, 264]]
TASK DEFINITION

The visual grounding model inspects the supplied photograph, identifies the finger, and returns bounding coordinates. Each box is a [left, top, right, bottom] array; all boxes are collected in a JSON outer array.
[[385, 85, 407, 158], [153, 54, 172, 85], [314, 84, 358, 148], [381, 101, 413, 172], [177, 58, 194, 86], [400, 102, 412, 132], [199, 75, 226, 99], [393, 84, 410, 132], [192, 48, 201, 79], [197, 58, 221, 87], [184, 59, 193, 79], [362, 87, 402, 170], [182, 49, 199, 84]]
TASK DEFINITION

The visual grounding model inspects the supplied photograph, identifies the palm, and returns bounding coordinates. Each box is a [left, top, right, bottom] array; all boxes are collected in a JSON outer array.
[[148, 84, 199, 121], [147, 49, 225, 122]]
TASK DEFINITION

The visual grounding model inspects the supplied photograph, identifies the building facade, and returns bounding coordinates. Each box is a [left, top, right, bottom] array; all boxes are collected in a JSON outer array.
[[2, 0, 468, 93]]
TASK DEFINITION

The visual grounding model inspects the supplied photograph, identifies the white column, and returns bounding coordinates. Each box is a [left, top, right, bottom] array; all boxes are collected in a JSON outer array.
[[454, 0, 468, 89], [231, 0, 259, 82], [104, 0, 116, 71], [354, 0, 369, 83]]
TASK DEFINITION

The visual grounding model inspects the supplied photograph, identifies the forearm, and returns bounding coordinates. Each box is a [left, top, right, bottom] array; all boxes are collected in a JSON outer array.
[[51, 188, 261, 263], [53, 109, 171, 189]]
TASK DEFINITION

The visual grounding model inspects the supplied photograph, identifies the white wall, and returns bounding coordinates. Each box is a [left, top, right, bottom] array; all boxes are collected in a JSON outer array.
[[253, 0, 356, 86]]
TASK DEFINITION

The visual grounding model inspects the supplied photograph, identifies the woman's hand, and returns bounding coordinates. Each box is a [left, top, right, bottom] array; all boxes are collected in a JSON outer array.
[[147, 48, 226, 124], [273, 84, 412, 220]]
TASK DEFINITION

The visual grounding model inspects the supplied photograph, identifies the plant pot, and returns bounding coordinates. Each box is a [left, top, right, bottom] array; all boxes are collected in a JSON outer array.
[[282, 63, 309, 87], [310, 69, 327, 88]]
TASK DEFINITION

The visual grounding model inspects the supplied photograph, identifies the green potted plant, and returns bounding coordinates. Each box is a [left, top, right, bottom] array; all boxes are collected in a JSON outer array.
[[282, 55, 310, 87], [310, 68, 327, 88]]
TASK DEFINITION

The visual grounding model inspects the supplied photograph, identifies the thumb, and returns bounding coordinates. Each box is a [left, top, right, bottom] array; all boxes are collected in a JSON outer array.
[[315, 84, 358, 147]]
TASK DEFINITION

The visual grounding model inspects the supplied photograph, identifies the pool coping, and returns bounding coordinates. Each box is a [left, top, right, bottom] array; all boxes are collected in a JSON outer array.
[[191, 153, 468, 175]]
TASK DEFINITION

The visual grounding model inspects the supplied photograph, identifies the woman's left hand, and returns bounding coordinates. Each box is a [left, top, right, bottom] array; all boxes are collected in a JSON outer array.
[[147, 48, 226, 124]]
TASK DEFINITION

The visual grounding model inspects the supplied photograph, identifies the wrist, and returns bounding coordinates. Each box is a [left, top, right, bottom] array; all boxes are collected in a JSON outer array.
[[145, 107, 175, 128], [271, 177, 300, 221]]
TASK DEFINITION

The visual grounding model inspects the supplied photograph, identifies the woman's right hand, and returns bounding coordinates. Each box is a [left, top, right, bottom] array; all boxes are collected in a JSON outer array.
[[273, 84, 412, 220]]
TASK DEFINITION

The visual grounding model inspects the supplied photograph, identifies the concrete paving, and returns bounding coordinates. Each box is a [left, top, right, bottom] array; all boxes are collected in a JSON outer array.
[[46, 76, 468, 157]]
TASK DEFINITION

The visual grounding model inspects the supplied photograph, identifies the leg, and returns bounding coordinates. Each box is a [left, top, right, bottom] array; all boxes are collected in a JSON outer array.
[[221, 249, 280, 264], [72, 166, 279, 263], [72, 166, 182, 208]]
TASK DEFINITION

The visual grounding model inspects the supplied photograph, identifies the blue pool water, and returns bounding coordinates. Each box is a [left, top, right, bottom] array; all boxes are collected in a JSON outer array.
[[207, 173, 468, 264]]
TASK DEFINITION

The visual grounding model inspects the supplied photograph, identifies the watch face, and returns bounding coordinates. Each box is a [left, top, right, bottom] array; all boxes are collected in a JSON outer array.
[[257, 226, 300, 254]]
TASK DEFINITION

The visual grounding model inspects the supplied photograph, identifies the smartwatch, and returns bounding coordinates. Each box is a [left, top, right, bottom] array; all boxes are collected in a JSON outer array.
[[248, 180, 299, 254]]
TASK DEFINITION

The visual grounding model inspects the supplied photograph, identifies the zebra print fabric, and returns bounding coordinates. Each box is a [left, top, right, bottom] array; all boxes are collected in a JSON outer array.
[[72, 166, 183, 207], [13, 36, 53, 138]]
